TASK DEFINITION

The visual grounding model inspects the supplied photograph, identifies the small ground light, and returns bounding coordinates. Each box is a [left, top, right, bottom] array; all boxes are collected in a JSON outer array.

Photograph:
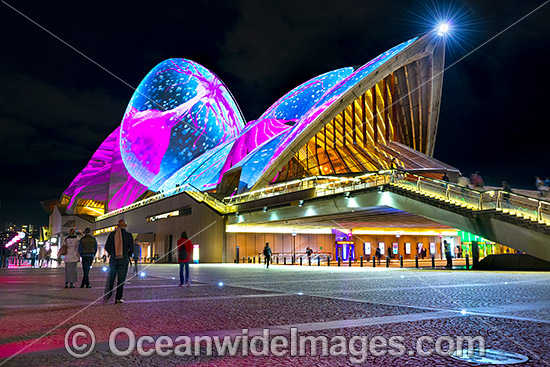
[[504, 282, 508, 284], [171, 277, 175, 280], [218, 282, 224, 287], [400, 275, 405, 278], [297, 292, 304, 295], [102, 266, 108, 272], [460, 310, 468, 315], [140, 272, 146, 277]]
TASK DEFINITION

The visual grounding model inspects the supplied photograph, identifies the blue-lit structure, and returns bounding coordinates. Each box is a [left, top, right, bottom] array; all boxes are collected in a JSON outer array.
[[63, 33, 455, 214]]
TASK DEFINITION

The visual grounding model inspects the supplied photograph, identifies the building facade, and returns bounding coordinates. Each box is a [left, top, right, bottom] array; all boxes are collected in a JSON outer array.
[[43, 31, 526, 264]]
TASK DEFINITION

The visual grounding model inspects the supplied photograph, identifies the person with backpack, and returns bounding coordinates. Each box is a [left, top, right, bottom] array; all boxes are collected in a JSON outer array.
[[79, 227, 97, 288], [177, 231, 193, 287], [263, 242, 272, 269]]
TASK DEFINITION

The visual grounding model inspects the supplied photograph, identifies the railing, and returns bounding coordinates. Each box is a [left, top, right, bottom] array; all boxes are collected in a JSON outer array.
[[96, 169, 550, 227], [96, 183, 229, 221], [269, 252, 333, 264], [390, 172, 550, 224], [223, 172, 390, 206], [224, 176, 326, 205]]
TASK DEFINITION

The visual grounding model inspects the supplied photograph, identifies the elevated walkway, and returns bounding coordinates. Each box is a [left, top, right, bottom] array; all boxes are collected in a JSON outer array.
[[224, 171, 550, 262]]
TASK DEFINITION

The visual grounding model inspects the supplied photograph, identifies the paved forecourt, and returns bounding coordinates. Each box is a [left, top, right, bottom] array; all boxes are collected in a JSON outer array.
[[0, 263, 549, 366]]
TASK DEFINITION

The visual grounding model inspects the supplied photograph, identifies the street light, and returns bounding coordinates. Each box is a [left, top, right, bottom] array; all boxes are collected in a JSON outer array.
[[437, 22, 450, 36]]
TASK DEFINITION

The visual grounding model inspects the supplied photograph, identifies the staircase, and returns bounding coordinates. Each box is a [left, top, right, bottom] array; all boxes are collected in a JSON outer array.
[[389, 174, 550, 236]]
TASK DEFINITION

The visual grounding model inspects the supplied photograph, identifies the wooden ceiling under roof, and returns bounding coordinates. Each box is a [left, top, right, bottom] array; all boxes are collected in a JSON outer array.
[[270, 36, 459, 185]]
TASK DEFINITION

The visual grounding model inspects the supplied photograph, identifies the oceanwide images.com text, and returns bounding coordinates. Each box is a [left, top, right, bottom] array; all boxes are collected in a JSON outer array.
[[65, 325, 485, 363]]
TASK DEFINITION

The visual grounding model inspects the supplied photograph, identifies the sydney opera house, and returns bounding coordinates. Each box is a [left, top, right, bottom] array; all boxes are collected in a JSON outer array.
[[44, 31, 550, 265]]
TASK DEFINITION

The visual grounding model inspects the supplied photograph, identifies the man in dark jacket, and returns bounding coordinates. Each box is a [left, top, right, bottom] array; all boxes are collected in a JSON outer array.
[[103, 219, 133, 304], [79, 227, 97, 288]]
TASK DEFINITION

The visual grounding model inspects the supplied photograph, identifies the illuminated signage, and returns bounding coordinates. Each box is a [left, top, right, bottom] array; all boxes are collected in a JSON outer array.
[[93, 226, 117, 236], [364, 242, 371, 255], [405, 243, 411, 255]]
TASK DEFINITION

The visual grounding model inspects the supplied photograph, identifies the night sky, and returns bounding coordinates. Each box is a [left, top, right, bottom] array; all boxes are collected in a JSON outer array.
[[0, 1, 548, 226]]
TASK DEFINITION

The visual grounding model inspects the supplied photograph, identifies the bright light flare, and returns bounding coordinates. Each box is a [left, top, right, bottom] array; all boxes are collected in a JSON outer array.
[[218, 282, 224, 287], [437, 22, 450, 35], [102, 266, 108, 272], [140, 272, 146, 277]]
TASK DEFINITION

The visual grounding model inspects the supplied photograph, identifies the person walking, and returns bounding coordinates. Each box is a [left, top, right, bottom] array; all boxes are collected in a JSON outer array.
[[63, 228, 80, 288], [501, 181, 513, 208], [0, 247, 5, 269], [38, 246, 46, 268], [263, 242, 272, 269], [177, 231, 193, 287], [444, 240, 452, 269], [471, 172, 484, 190], [103, 219, 134, 304], [79, 228, 97, 288], [5, 248, 12, 268], [45, 248, 51, 268], [535, 176, 549, 197], [131, 242, 139, 275], [375, 247, 382, 265]]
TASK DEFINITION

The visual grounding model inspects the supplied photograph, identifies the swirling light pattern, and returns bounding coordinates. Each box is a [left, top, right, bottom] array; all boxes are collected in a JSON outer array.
[[120, 59, 245, 189]]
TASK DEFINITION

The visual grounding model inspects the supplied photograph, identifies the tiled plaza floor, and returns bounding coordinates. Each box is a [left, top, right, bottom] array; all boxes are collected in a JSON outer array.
[[0, 263, 548, 366]]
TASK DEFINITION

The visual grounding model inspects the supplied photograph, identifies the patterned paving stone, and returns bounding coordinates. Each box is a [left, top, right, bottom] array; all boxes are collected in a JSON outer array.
[[0, 264, 548, 366]]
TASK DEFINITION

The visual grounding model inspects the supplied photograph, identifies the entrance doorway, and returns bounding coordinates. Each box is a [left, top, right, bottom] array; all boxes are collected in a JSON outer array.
[[165, 235, 173, 263], [336, 241, 355, 261]]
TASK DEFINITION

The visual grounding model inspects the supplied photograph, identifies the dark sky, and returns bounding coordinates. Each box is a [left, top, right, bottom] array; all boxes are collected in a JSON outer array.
[[0, 1, 548, 226]]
